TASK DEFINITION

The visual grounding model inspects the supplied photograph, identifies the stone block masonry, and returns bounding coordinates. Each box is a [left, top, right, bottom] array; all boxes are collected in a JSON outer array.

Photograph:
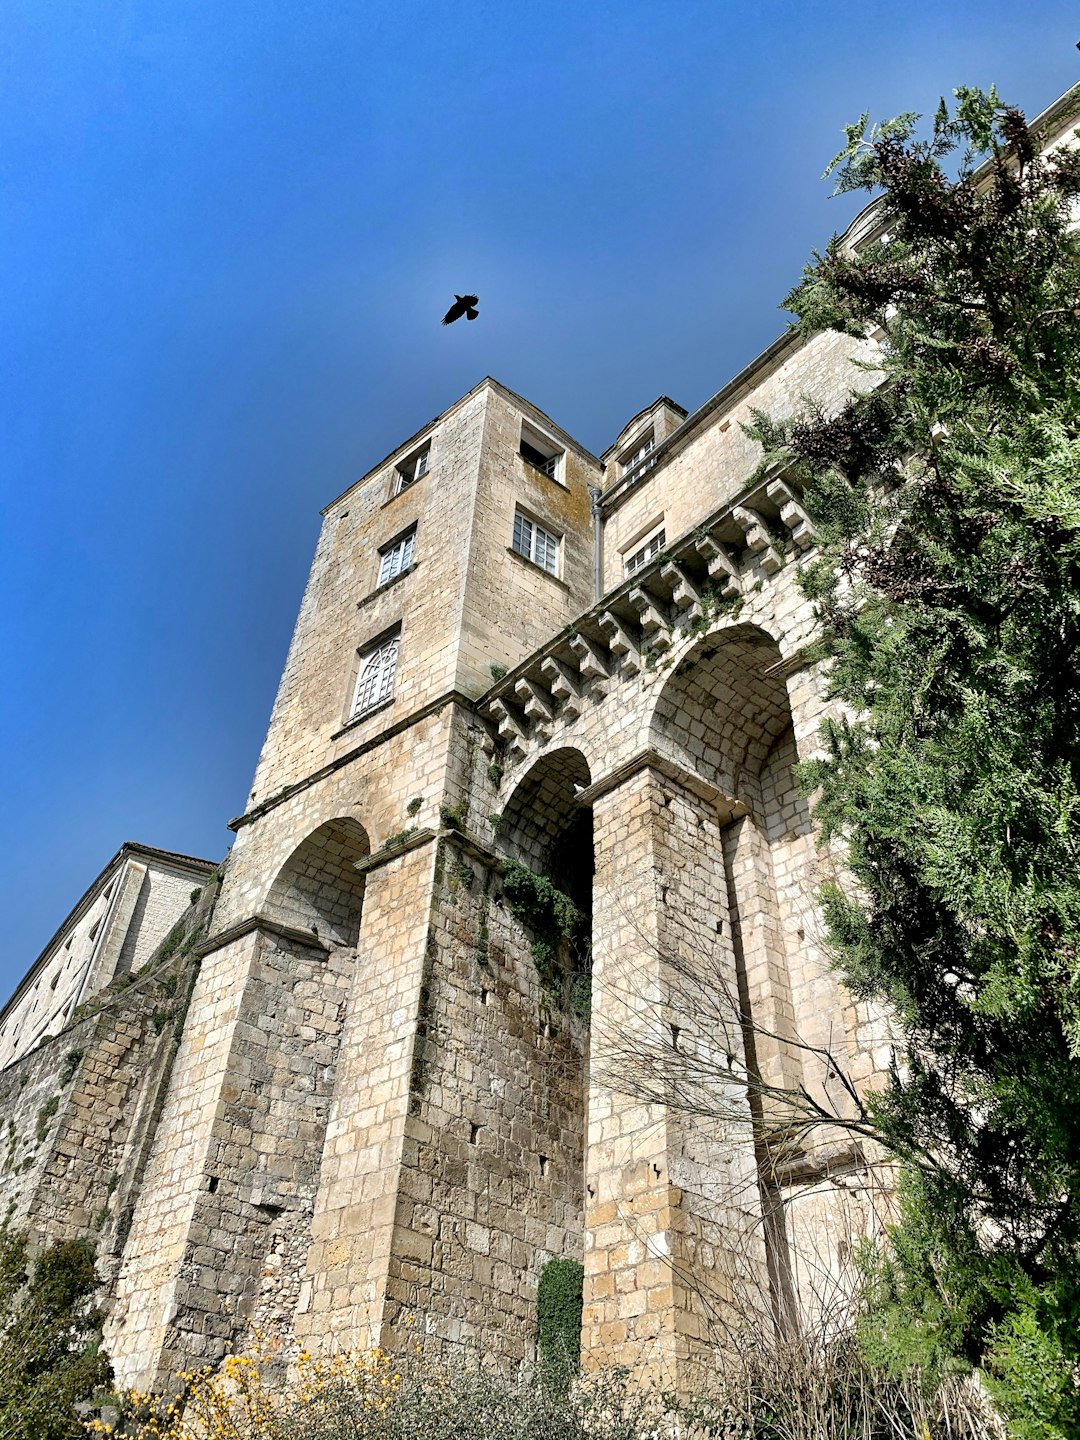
[[2, 359, 898, 1397], [0, 873, 221, 1285], [27, 85, 1080, 1382]]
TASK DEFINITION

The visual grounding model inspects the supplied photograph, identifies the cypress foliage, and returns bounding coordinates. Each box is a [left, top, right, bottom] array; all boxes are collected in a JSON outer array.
[[754, 86, 1080, 1434]]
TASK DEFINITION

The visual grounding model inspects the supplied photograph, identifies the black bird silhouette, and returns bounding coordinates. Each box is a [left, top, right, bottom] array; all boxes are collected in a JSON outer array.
[[442, 293, 479, 325]]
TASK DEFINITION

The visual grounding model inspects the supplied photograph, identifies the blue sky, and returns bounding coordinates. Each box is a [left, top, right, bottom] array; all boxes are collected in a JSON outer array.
[[1, 1, 1077, 990]]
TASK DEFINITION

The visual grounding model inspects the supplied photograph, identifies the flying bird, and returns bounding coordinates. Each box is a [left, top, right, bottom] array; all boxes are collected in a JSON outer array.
[[442, 294, 480, 325]]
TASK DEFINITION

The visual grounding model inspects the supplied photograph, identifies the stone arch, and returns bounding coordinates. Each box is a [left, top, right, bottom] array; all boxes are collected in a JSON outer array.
[[646, 621, 819, 1331], [648, 622, 795, 811], [498, 747, 593, 907], [264, 817, 370, 947], [498, 746, 595, 1011]]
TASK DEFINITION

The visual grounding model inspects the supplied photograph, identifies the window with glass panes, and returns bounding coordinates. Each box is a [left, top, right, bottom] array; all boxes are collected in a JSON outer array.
[[624, 527, 666, 576], [518, 422, 563, 481], [351, 630, 400, 719], [377, 527, 416, 586], [394, 443, 430, 495], [512, 511, 560, 575], [620, 431, 655, 478]]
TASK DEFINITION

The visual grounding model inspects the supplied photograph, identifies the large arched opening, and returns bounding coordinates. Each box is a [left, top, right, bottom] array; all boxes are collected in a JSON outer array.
[[496, 747, 593, 1361], [264, 817, 370, 948], [647, 622, 820, 1333]]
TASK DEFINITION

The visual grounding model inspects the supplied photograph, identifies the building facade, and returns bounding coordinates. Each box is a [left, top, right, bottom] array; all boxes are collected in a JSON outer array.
[[0, 844, 215, 1073], [98, 321, 891, 1391], [4, 84, 1077, 1396]]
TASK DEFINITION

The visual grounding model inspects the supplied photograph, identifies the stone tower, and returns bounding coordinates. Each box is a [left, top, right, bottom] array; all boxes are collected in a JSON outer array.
[[105, 379, 607, 1386]]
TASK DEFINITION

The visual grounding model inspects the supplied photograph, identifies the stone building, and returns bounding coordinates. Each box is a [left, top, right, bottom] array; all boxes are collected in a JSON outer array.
[[0, 844, 215, 1073], [2, 81, 1076, 1399], [99, 336, 887, 1393]]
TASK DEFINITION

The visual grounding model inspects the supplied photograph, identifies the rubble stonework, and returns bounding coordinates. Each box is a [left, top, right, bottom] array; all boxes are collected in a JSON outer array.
[[12, 86, 1080, 1385]]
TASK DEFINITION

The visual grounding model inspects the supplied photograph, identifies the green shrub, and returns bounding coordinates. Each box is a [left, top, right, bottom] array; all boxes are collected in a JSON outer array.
[[0, 1231, 111, 1439], [439, 803, 466, 832], [35, 1096, 59, 1144], [150, 1007, 174, 1035], [58, 1050, 84, 1087], [501, 861, 580, 1003]]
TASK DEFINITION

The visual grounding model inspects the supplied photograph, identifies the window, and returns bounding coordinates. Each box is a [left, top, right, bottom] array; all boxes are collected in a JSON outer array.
[[394, 442, 430, 495], [377, 527, 416, 586], [351, 630, 400, 719], [620, 430, 656, 480], [512, 510, 560, 576], [519, 421, 563, 481], [624, 526, 666, 577]]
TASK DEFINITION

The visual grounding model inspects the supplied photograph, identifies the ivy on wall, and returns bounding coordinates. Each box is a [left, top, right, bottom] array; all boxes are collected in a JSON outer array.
[[501, 861, 581, 1008], [535, 1257, 583, 1394]]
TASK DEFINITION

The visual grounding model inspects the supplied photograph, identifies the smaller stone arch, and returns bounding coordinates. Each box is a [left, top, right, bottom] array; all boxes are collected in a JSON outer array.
[[499, 748, 593, 904], [265, 817, 370, 947]]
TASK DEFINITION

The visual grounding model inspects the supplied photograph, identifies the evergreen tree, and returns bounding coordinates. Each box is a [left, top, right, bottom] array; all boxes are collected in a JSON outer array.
[[754, 85, 1080, 1435]]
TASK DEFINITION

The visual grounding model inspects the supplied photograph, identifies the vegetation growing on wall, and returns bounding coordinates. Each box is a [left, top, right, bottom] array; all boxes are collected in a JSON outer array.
[[35, 1095, 59, 1144], [0, 1231, 110, 1439], [748, 84, 1080, 1435], [439, 803, 466, 832], [58, 1050, 84, 1087], [535, 1257, 583, 1394], [501, 861, 583, 1012]]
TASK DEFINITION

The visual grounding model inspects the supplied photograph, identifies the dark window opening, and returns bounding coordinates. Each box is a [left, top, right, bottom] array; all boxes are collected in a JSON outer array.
[[394, 442, 430, 494], [519, 422, 563, 480], [520, 439, 559, 477]]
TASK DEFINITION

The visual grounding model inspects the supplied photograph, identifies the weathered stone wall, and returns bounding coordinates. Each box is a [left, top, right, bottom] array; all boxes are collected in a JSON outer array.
[[583, 764, 768, 1388], [457, 387, 599, 692], [244, 382, 602, 822], [383, 833, 587, 1362], [0, 875, 219, 1271], [244, 391, 487, 810], [106, 921, 352, 1389]]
